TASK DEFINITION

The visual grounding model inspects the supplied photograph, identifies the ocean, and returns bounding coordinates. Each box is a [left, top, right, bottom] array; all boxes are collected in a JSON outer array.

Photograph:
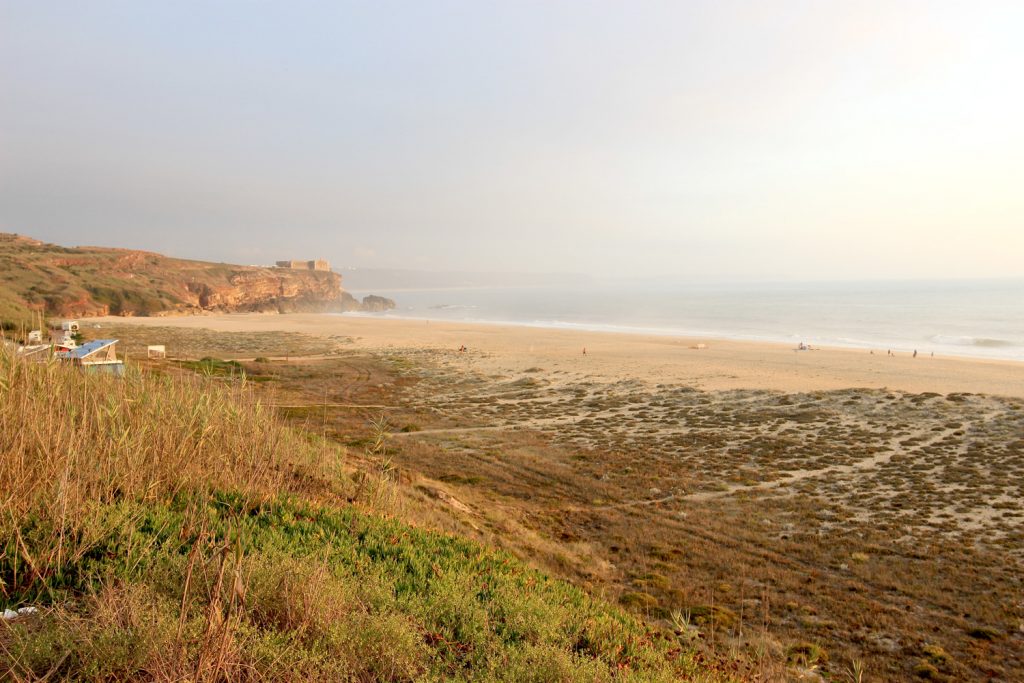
[[346, 279, 1024, 362]]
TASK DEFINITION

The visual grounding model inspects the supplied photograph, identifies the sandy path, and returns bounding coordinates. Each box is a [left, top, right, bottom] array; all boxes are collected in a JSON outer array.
[[96, 313, 1024, 398]]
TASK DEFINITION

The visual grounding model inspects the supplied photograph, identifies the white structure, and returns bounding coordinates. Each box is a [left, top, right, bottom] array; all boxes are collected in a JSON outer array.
[[147, 345, 166, 359], [16, 344, 51, 362], [50, 320, 81, 349], [57, 339, 124, 375]]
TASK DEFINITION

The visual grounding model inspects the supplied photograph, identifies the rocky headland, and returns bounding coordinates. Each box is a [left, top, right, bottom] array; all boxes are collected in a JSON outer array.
[[0, 233, 393, 322]]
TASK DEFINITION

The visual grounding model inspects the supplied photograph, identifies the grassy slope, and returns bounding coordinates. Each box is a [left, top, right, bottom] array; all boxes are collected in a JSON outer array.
[[0, 234, 179, 321], [0, 351, 725, 682]]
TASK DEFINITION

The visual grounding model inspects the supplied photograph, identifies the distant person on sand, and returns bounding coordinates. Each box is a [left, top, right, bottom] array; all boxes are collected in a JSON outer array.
[[913, 350, 918, 358], [582, 347, 587, 356]]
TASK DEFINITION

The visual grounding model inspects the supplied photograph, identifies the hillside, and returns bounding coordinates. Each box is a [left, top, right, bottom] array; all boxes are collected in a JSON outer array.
[[0, 233, 349, 323], [0, 347, 722, 682]]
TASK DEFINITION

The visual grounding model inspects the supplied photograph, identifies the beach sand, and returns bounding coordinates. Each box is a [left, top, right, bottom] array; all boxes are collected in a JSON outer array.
[[97, 313, 1024, 397]]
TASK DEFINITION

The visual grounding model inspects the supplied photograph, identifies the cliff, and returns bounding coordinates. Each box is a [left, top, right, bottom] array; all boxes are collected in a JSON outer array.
[[0, 233, 350, 322]]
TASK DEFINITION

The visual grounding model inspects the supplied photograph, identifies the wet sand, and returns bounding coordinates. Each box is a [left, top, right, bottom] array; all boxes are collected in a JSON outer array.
[[98, 313, 1024, 398]]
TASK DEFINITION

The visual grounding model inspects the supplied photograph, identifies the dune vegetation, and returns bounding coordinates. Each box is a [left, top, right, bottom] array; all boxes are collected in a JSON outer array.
[[0, 349, 724, 682]]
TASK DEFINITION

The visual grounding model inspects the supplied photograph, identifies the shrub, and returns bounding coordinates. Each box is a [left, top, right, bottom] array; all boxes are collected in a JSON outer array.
[[966, 625, 1000, 641], [681, 605, 738, 631], [786, 641, 828, 667], [620, 591, 659, 611], [922, 643, 952, 667]]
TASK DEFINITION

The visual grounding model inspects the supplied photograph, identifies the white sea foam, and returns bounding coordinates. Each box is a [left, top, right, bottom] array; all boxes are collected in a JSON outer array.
[[929, 335, 1015, 348]]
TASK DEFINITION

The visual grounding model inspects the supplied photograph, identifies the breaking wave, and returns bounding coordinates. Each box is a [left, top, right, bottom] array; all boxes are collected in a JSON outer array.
[[929, 335, 1017, 348]]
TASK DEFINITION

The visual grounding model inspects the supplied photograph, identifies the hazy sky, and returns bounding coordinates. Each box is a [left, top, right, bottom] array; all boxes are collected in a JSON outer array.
[[2, 1, 1022, 281]]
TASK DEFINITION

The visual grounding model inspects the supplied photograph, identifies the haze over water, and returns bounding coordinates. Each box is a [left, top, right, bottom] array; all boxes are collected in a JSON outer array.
[[3, 3, 1023, 284], [349, 279, 1024, 362]]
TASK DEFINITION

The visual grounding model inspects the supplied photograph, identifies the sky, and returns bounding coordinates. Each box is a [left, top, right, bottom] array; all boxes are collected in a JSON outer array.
[[1, 1, 1022, 282]]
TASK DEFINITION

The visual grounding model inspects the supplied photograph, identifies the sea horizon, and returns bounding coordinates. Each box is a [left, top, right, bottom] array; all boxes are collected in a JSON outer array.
[[347, 277, 1024, 363]]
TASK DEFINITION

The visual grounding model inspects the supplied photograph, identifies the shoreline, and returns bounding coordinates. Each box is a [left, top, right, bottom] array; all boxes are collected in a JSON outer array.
[[333, 311, 1024, 363], [96, 313, 1024, 398]]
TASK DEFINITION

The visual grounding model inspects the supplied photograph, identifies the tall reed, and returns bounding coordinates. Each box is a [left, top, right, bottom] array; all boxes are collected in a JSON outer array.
[[0, 348, 335, 600]]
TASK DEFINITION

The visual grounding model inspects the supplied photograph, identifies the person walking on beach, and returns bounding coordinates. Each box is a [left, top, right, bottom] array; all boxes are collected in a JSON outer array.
[[913, 349, 918, 358], [582, 347, 587, 356]]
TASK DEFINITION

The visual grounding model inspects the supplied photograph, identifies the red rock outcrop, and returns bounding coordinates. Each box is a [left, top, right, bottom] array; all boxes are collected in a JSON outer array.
[[180, 269, 344, 314]]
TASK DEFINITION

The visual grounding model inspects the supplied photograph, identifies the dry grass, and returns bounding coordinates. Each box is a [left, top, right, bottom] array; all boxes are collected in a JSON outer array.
[[0, 347, 720, 682], [0, 351, 346, 604], [85, 322, 354, 361]]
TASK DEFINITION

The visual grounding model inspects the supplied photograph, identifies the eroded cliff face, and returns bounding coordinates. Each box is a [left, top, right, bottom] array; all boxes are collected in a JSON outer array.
[[0, 233, 348, 319], [180, 269, 344, 315]]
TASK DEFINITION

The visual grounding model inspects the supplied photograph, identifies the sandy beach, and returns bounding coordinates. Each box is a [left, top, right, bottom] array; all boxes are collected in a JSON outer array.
[[98, 313, 1024, 398]]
